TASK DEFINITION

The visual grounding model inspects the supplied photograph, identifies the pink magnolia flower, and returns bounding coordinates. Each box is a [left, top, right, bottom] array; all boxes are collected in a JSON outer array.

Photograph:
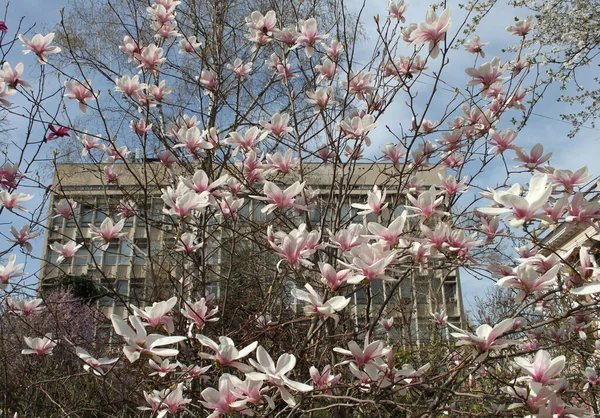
[[200, 374, 249, 417], [89, 217, 127, 250], [53, 198, 77, 220], [222, 127, 268, 156], [265, 150, 298, 174], [0, 62, 30, 91], [328, 224, 367, 252], [488, 128, 518, 155], [79, 132, 103, 156], [199, 69, 218, 91], [341, 71, 374, 100], [218, 193, 245, 220], [548, 166, 591, 193], [7, 297, 44, 316], [352, 185, 388, 216], [465, 57, 507, 90], [179, 35, 202, 53], [18, 33, 61, 64], [448, 318, 516, 357], [197, 335, 257, 372], [584, 367, 599, 391], [0, 162, 21, 189], [465, 35, 488, 58], [477, 173, 553, 227], [131, 297, 177, 334], [295, 18, 328, 57], [514, 349, 565, 384], [438, 174, 468, 196], [174, 126, 214, 157], [111, 314, 185, 363], [136, 44, 166, 73], [259, 112, 293, 137], [119, 35, 141, 62], [381, 142, 406, 165], [246, 10, 278, 37], [76, 347, 118, 376], [0, 81, 15, 106], [514, 143, 552, 171], [161, 182, 211, 218], [565, 192, 600, 226], [342, 242, 397, 283], [0, 191, 33, 212], [182, 298, 219, 329], [306, 86, 335, 111], [405, 187, 445, 219], [227, 58, 253, 78], [409, 8, 452, 59], [291, 283, 350, 325], [64, 79, 96, 113], [0, 254, 25, 289], [149, 358, 178, 377], [181, 169, 227, 195], [258, 181, 306, 214], [45, 124, 70, 142], [431, 311, 448, 326], [49, 241, 84, 264], [310, 365, 341, 390], [268, 224, 320, 269], [114, 74, 146, 97], [175, 232, 202, 255], [506, 16, 535, 36], [9, 224, 39, 253], [337, 113, 377, 145], [366, 213, 407, 248], [380, 317, 394, 332], [247, 346, 313, 406], [497, 264, 560, 304], [0, 21, 7, 33], [334, 337, 391, 367], [22, 334, 56, 355], [319, 262, 354, 291], [388, 0, 408, 22]]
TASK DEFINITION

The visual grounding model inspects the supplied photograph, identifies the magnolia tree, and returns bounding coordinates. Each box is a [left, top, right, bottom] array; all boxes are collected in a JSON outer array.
[[1, 0, 600, 415]]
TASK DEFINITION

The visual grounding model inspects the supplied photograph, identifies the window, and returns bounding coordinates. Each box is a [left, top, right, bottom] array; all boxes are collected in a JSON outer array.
[[130, 278, 145, 306], [371, 280, 385, 304], [104, 243, 119, 266], [355, 287, 368, 304], [151, 201, 164, 223], [94, 205, 108, 226], [81, 204, 94, 226], [444, 283, 457, 301], [118, 241, 133, 266], [90, 243, 104, 266], [133, 239, 147, 264], [400, 277, 412, 299], [115, 280, 128, 306], [74, 247, 89, 265]]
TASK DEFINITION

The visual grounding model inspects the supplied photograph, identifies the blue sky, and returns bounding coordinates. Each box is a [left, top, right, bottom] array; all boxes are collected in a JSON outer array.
[[5, 0, 600, 317]]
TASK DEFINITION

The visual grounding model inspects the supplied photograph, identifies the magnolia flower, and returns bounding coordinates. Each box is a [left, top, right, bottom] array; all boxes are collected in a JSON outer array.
[[405, 187, 445, 219], [111, 314, 185, 363], [260, 113, 292, 137], [514, 143, 552, 171], [18, 33, 61, 64], [197, 335, 257, 372], [54, 198, 77, 219], [258, 181, 306, 214], [431, 311, 447, 326], [409, 8, 451, 59], [506, 16, 535, 36], [0, 254, 25, 289], [584, 367, 599, 392], [497, 264, 560, 303], [333, 337, 391, 367], [200, 374, 250, 417], [448, 318, 516, 359], [319, 262, 354, 291], [49, 241, 83, 264], [64, 79, 95, 113], [0, 62, 30, 91], [247, 346, 313, 406], [465, 35, 488, 57], [295, 18, 328, 57], [227, 58, 253, 78], [477, 173, 553, 227], [182, 298, 219, 329], [141, 383, 191, 416], [9, 224, 39, 253], [89, 218, 126, 250], [352, 185, 388, 216], [380, 317, 394, 332], [131, 297, 177, 333], [179, 35, 202, 53], [7, 297, 44, 316], [0, 191, 33, 212], [175, 232, 203, 255], [149, 358, 179, 377], [45, 124, 70, 142], [22, 334, 56, 355], [465, 57, 507, 89], [76, 347, 118, 376], [388, 0, 408, 22], [291, 283, 350, 325], [514, 350, 565, 384]]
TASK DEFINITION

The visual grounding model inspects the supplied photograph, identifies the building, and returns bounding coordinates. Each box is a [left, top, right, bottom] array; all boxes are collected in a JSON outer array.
[[39, 162, 465, 346]]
